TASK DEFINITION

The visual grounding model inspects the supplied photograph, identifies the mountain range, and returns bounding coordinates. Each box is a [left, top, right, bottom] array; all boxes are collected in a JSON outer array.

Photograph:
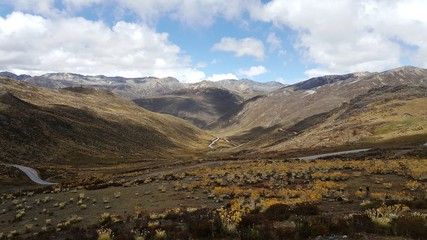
[[216, 66, 427, 136], [1, 66, 427, 164], [0, 72, 284, 99], [0, 77, 212, 165]]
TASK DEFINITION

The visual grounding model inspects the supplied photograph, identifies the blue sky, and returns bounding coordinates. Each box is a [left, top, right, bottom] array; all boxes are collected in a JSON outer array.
[[0, 0, 426, 83]]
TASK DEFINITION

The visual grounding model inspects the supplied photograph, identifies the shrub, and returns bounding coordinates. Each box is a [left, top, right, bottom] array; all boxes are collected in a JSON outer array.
[[264, 204, 291, 220], [79, 193, 85, 199], [148, 220, 160, 228], [188, 220, 214, 238], [25, 224, 33, 233], [154, 229, 167, 239], [133, 204, 144, 219], [97, 228, 113, 240], [401, 199, 427, 210], [394, 214, 427, 239], [240, 227, 261, 240], [99, 213, 111, 225], [133, 229, 148, 240], [292, 203, 319, 216], [346, 214, 376, 233], [366, 204, 410, 228], [405, 180, 423, 191], [239, 214, 265, 228]]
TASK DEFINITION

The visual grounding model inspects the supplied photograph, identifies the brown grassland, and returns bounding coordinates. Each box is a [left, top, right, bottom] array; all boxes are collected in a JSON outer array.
[[1, 149, 427, 239]]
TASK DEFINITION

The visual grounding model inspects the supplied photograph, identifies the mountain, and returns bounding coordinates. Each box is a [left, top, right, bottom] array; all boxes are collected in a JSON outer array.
[[3, 66, 426, 156], [190, 79, 285, 96], [0, 71, 31, 80], [262, 85, 427, 151], [0, 77, 213, 165], [21, 73, 284, 100], [216, 66, 427, 140], [132, 79, 284, 129], [23, 73, 185, 99], [133, 88, 243, 128], [291, 72, 371, 90]]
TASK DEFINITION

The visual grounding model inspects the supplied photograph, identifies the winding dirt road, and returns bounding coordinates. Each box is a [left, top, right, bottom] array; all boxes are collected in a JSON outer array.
[[10, 164, 56, 185], [208, 136, 220, 148], [294, 149, 371, 160]]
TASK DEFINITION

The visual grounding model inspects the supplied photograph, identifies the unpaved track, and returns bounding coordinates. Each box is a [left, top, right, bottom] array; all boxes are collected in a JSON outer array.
[[10, 164, 56, 185], [294, 148, 371, 160], [7, 147, 400, 185], [132, 149, 373, 179], [208, 136, 220, 148]]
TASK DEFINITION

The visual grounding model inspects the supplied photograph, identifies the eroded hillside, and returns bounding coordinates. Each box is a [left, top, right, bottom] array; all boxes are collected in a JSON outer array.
[[220, 67, 427, 142], [0, 78, 213, 165], [133, 88, 243, 128], [266, 85, 427, 151]]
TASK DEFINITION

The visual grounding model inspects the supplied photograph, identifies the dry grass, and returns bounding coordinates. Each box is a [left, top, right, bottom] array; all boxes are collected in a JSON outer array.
[[0, 77, 214, 166], [269, 96, 427, 151], [1, 154, 426, 239]]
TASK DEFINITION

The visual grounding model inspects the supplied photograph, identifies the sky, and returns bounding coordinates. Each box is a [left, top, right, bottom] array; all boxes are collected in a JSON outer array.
[[0, 0, 426, 84]]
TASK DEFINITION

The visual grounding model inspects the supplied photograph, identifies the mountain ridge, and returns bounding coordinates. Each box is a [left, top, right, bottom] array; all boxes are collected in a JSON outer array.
[[133, 87, 244, 128], [1, 71, 285, 99], [0, 77, 213, 165], [2, 66, 426, 158], [215, 66, 427, 137], [22, 73, 185, 99]]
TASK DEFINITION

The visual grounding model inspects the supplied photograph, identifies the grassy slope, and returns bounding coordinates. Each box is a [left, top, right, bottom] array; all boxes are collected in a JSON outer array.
[[268, 87, 427, 151], [133, 88, 243, 129], [215, 67, 427, 140], [0, 78, 213, 166]]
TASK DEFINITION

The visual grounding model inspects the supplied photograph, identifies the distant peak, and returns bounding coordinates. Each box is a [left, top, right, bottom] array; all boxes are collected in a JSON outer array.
[[352, 71, 372, 77], [292, 73, 364, 91], [387, 66, 420, 72], [0, 71, 31, 80]]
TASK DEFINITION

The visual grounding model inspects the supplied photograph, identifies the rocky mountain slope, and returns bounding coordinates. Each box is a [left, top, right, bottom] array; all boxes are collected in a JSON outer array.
[[262, 85, 427, 151], [0, 77, 213, 165], [131, 79, 284, 129], [217, 66, 427, 139], [5, 72, 284, 100], [189, 79, 284, 96], [2, 66, 426, 157], [133, 88, 243, 128], [0, 71, 31, 80], [5, 72, 284, 129], [22, 73, 185, 99]]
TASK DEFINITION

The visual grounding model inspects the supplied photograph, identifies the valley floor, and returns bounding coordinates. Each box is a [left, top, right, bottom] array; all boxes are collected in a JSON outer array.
[[1, 146, 427, 239]]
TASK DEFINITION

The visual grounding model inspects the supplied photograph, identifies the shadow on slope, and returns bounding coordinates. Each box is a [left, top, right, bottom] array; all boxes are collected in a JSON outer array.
[[0, 92, 177, 165], [134, 88, 243, 129]]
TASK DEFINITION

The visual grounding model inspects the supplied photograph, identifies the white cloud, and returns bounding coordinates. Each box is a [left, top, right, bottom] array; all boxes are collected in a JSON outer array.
[[196, 62, 207, 68], [206, 73, 238, 82], [3, 0, 60, 17], [212, 37, 265, 59], [250, 0, 427, 76], [0, 12, 204, 83], [62, 0, 104, 11], [238, 65, 267, 78], [267, 33, 285, 56], [3, 0, 253, 26], [117, 0, 251, 26], [2, 0, 427, 83]]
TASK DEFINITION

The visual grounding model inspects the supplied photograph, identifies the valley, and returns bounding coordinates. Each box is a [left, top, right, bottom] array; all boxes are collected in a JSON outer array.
[[1, 67, 427, 239]]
